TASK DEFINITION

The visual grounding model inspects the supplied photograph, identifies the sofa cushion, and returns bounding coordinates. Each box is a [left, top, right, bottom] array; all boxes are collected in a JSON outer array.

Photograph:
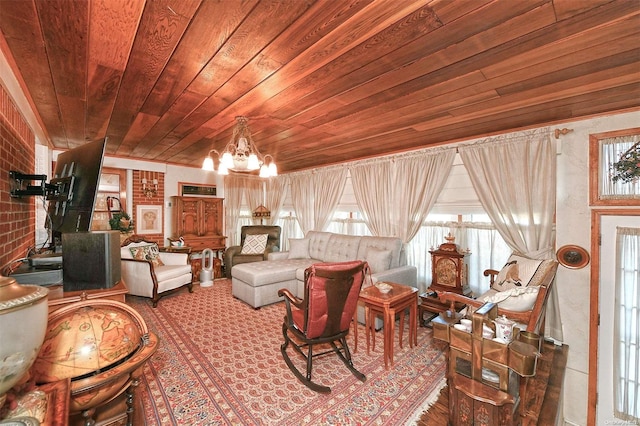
[[306, 231, 333, 260], [324, 233, 361, 263], [365, 247, 392, 274], [492, 254, 551, 291], [154, 264, 192, 281], [129, 244, 164, 267], [356, 237, 403, 269], [241, 234, 268, 254], [232, 258, 316, 287], [288, 238, 310, 259], [479, 287, 540, 312]]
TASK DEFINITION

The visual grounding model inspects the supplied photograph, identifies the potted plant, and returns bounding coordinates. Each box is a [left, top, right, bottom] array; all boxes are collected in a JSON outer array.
[[109, 212, 134, 233], [611, 141, 640, 183]]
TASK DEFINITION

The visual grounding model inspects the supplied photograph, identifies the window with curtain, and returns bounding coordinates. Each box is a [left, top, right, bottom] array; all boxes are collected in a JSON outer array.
[[406, 215, 511, 295], [614, 226, 640, 422], [600, 135, 640, 200]]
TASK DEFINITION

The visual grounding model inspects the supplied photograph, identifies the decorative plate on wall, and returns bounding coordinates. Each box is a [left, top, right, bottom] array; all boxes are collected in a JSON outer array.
[[556, 245, 590, 269]]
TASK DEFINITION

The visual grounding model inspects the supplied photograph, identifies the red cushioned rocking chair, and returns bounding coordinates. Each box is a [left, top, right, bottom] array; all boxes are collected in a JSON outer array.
[[278, 260, 369, 393]]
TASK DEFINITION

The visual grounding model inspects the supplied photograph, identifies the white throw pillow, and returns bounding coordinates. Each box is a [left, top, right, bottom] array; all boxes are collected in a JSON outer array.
[[365, 247, 392, 274], [287, 238, 310, 259], [241, 234, 268, 254], [492, 254, 544, 291], [480, 286, 540, 312]]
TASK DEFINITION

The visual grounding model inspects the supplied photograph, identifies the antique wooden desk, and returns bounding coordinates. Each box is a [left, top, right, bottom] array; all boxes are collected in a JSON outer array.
[[359, 282, 418, 368]]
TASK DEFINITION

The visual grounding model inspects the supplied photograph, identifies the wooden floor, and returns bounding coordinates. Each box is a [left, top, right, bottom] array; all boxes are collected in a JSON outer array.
[[417, 340, 569, 426]]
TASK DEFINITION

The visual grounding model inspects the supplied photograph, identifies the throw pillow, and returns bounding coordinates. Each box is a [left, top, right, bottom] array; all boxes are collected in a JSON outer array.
[[129, 244, 164, 267], [480, 286, 540, 312], [492, 254, 544, 291], [365, 247, 392, 274], [241, 234, 268, 254], [288, 238, 310, 259]]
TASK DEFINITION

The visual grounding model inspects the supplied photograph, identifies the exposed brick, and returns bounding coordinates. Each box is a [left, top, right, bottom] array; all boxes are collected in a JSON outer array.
[[0, 85, 35, 270]]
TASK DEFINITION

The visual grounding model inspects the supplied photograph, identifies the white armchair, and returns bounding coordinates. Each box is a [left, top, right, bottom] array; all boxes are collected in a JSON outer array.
[[120, 235, 193, 307]]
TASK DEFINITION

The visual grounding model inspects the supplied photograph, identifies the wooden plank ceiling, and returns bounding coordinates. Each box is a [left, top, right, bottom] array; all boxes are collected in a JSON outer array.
[[1, 0, 639, 174]]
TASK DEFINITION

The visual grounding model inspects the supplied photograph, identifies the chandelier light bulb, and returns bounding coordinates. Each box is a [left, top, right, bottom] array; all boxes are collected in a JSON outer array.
[[221, 152, 234, 169], [259, 164, 269, 178], [247, 153, 260, 170], [268, 162, 277, 176], [202, 156, 214, 171], [217, 162, 229, 175]]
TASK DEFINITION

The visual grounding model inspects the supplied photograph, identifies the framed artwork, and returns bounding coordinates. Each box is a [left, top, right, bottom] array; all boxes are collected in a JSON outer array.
[[136, 205, 162, 234], [556, 245, 590, 269], [589, 127, 640, 206], [179, 182, 217, 197]]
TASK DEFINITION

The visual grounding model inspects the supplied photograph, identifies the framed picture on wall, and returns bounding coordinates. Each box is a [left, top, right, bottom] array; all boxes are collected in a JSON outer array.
[[179, 182, 217, 197], [136, 205, 163, 234]]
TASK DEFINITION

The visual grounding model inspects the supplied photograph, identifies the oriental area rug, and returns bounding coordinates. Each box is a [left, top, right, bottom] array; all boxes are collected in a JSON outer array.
[[127, 279, 447, 425]]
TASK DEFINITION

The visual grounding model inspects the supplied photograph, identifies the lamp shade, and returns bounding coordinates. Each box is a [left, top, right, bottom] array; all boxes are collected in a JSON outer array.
[[252, 205, 271, 218]]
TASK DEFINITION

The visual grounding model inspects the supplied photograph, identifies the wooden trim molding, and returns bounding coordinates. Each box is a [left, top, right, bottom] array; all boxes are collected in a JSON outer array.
[[588, 208, 640, 426]]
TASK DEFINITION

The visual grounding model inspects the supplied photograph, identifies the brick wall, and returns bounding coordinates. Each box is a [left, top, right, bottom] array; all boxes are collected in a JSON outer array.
[[0, 84, 35, 271], [132, 170, 164, 246]]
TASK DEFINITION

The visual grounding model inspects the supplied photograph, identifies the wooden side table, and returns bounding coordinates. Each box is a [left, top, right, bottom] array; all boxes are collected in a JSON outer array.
[[359, 282, 418, 368], [419, 291, 466, 326]]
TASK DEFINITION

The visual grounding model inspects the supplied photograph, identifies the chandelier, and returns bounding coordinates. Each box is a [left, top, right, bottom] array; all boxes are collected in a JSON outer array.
[[202, 116, 277, 177]]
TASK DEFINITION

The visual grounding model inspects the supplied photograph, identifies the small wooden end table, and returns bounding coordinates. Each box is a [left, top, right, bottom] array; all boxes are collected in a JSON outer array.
[[419, 290, 467, 326], [359, 282, 418, 368]]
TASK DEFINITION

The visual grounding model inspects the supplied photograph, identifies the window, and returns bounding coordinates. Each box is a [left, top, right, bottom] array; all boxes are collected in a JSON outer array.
[[590, 127, 640, 206], [614, 226, 640, 421]]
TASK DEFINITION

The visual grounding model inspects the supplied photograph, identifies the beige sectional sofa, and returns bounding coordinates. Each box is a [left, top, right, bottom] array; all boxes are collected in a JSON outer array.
[[231, 231, 417, 309]]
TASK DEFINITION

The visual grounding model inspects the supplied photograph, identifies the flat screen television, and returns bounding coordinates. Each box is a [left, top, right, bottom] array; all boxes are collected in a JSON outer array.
[[46, 138, 107, 247]]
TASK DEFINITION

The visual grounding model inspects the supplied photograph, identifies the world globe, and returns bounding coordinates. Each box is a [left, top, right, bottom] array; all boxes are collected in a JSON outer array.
[[32, 299, 158, 419], [33, 303, 141, 382]]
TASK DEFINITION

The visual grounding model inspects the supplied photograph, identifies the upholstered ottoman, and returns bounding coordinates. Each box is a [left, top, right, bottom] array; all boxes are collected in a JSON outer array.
[[231, 258, 316, 308]]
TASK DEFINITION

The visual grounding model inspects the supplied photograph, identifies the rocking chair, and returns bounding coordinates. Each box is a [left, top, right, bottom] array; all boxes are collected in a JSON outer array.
[[278, 260, 368, 393]]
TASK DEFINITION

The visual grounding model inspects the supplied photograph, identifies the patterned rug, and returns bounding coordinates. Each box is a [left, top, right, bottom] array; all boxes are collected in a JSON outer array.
[[127, 279, 447, 425]]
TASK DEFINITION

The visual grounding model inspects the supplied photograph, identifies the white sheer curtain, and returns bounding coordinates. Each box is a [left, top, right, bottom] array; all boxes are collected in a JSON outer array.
[[223, 175, 244, 246], [350, 149, 455, 240], [289, 167, 347, 233], [276, 214, 303, 251], [242, 177, 263, 224], [264, 176, 287, 226], [614, 226, 640, 422], [458, 127, 561, 340], [408, 221, 511, 294]]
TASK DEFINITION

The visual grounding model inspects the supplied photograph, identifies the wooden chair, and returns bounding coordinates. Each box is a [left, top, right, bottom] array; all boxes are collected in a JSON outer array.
[[120, 235, 193, 307], [437, 260, 559, 335], [278, 260, 368, 393]]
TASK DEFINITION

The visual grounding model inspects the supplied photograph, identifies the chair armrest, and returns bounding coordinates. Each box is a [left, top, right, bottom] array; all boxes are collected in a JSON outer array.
[[436, 290, 535, 330], [484, 269, 499, 286], [268, 251, 290, 260], [223, 245, 242, 267], [278, 288, 304, 325], [158, 252, 188, 265], [278, 288, 303, 307]]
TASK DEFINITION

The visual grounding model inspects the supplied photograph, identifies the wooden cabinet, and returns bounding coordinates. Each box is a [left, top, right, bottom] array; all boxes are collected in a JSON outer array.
[[171, 196, 226, 252]]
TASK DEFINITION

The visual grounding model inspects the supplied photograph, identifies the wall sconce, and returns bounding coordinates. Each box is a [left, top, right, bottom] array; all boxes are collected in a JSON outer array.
[[141, 173, 158, 198]]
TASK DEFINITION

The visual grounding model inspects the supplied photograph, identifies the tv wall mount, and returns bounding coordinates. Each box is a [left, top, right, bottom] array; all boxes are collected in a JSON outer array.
[[9, 171, 73, 201]]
